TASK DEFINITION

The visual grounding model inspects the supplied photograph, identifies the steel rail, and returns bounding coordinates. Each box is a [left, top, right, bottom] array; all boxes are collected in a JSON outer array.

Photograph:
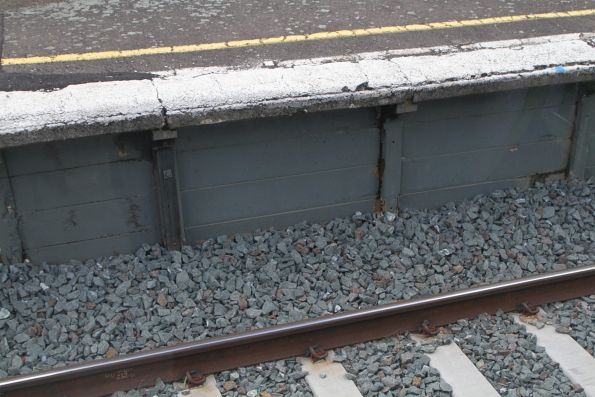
[[1, 265, 594, 397]]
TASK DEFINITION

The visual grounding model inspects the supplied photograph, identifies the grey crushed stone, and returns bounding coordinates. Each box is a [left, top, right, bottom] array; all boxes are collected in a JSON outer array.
[[0, 308, 10, 320], [0, 179, 593, 378], [450, 312, 586, 397], [216, 359, 312, 397], [541, 296, 595, 354], [337, 335, 453, 396], [110, 378, 176, 397]]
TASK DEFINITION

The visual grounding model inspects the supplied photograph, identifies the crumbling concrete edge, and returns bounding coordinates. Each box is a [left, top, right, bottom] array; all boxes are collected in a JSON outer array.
[[1, 33, 594, 148]]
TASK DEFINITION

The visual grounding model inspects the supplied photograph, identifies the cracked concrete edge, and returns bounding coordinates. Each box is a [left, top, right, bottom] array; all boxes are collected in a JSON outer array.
[[1, 33, 594, 148]]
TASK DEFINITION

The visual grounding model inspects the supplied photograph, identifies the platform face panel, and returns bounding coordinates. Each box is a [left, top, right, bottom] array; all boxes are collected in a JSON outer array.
[[176, 108, 380, 242], [1, 83, 592, 263], [395, 85, 577, 209], [3, 133, 160, 263]]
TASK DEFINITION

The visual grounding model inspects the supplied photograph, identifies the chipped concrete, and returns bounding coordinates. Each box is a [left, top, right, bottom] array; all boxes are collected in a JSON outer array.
[[0, 79, 163, 145], [0, 33, 594, 147]]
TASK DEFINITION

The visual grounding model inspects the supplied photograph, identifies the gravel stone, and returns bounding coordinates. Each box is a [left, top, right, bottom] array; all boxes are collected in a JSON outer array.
[[217, 359, 312, 397], [401, 247, 415, 258], [97, 341, 110, 356], [176, 270, 192, 289], [10, 355, 22, 370], [400, 352, 414, 365], [13, 333, 29, 344], [222, 380, 237, 391], [338, 335, 452, 396], [385, 212, 397, 222], [115, 280, 131, 297], [541, 296, 594, 354], [245, 308, 262, 319], [542, 207, 556, 219], [261, 301, 277, 315], [0, 308, 11, 320], [451, 312, 586, 397], [1, 179, 593, 380], [109, 377, 176, 397]]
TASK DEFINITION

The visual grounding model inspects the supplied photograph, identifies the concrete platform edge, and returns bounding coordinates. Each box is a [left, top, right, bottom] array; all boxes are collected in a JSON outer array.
[[1, 33, 594, 148]]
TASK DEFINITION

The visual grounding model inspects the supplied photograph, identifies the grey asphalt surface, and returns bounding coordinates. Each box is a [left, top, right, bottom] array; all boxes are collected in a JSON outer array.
[[0, 0, 594, 90]]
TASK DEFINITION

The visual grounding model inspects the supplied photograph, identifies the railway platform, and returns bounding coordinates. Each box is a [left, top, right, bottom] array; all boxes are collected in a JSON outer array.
[[0, 3, 595, 397]]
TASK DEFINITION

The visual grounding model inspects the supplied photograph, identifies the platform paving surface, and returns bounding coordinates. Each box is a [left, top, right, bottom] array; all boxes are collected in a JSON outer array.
[[0, 0, 594, 89]]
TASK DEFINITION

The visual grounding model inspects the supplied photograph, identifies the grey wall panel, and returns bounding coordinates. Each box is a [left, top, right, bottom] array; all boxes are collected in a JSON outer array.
[[2, 84, 587, 264], [25, 230, 159, 264], [399, 177, 532, 209], [176, 109, 377, 152], [0, 157, 7, 178], [182, 165, 377, 227], [399, 85, 575, 123], [401, 140, 570, 193], [402, 108, 573, 159], [11, 161, 154, 213], [19, 195, 158, 249], [392, 85, 578, 207], [5, 132, 150, 176], [185, 199, 374, 242], [178, 108, 380, 240], [177, 125, 378, 190], [6, 133, 159, 263]]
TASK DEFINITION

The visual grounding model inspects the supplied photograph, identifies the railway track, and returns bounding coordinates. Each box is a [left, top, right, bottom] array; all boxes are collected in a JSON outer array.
[[0, 265, 593, 397]]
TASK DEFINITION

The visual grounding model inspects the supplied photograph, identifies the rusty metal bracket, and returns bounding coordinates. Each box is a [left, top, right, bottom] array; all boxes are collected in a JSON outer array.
[[518, 302, 539, 315], [308, 345, 328, 362], [420, 320, 439, 336], [185, 370, 206, 388], [396, 98, 418, 114]]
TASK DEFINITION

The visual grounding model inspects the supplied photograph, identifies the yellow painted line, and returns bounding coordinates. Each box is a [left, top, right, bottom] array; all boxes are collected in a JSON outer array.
[[2, 8, 594, 66]]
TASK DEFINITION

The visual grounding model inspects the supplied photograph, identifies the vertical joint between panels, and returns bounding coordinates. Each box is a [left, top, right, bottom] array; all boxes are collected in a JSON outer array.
[[569, 84, 593, 179], [0, 150, 24, 264], [152, 130, 185, 251], [378, 106, 403, 213]]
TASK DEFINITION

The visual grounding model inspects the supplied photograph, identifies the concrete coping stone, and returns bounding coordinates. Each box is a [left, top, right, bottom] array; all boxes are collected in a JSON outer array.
[[1, 33, 594, 148]]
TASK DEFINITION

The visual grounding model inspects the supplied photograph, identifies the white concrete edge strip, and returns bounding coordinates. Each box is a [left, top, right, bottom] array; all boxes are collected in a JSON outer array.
[[1, 32, 594, 147], [514, 314, 595, 396], [411, 335, 500, 397], [298, 352, 363, 397], [176, 375, 222, 397]]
